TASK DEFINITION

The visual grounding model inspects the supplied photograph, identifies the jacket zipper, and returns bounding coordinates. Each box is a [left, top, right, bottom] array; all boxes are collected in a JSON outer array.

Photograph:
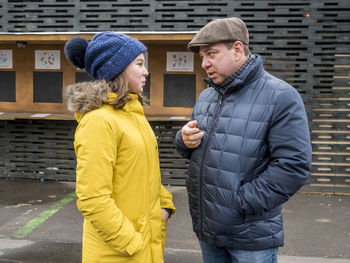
[[198, 93, 224, 240]]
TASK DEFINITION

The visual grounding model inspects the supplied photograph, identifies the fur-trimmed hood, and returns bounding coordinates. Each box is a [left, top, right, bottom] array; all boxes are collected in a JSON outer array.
[[65, 80, 111, 114]]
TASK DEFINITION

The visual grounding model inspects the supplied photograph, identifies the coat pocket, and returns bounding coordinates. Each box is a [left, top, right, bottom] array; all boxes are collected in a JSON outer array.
[[132, 217, 151, 254], [160, 219, 167, 251]]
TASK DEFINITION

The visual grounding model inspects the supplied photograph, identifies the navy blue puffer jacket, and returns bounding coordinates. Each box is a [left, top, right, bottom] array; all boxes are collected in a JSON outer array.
[[175, 55, 311, 250]]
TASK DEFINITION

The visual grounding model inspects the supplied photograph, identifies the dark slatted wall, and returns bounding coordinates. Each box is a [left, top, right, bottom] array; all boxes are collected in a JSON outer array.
[[0, 0, 349, 192], [151, 121, 189, 186], [0, 120, 188, 185], [306, 53, 350, 193], [0, 120, 76, 181], [306, 2, 350, 193]]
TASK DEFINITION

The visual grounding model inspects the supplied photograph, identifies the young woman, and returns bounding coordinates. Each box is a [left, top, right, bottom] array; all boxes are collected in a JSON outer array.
[[64, 32, 175, 263]]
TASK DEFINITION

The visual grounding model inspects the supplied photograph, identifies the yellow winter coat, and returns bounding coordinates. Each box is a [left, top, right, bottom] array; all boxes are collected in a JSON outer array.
[[67, 82, 175, 263]]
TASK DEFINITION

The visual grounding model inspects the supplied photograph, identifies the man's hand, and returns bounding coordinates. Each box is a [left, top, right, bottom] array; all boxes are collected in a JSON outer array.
[[181, 120, 204, 149]]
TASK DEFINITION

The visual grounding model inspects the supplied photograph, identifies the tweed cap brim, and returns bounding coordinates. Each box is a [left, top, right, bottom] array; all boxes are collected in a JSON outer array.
[[188, 17, 249, 53]]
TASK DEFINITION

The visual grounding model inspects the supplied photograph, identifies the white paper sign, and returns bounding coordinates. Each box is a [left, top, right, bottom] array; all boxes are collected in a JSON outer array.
[[0, 50, 13, 69], [30, 113, 51, 118], [35, 50, 60, 69], [166, 52, 194, 72]]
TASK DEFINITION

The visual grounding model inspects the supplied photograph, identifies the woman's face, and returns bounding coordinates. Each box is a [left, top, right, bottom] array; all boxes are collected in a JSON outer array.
[[124, 53, 149, 94]]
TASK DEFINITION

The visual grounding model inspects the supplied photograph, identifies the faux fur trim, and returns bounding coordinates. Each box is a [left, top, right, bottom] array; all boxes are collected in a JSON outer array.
[[65, 80, 111, 114]]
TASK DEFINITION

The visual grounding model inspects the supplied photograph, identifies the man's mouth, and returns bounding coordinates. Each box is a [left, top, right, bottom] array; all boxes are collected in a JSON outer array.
[[207, 72, 216, 78]]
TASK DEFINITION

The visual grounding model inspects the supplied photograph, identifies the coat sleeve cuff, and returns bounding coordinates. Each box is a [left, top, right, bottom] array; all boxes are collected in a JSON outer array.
[[164, 208, 173, 218], [125, 231, 142, 256]]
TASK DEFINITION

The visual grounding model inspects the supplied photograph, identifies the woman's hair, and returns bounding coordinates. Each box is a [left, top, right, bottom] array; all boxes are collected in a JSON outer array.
[[108, 72, 146, 109]]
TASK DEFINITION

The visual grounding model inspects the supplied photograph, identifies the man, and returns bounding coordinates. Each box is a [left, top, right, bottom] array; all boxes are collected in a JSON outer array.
[[175, 17, 312, 263]]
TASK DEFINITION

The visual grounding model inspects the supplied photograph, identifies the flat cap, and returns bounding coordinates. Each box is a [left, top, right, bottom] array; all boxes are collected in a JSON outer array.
[[188, 17, 249, 53]]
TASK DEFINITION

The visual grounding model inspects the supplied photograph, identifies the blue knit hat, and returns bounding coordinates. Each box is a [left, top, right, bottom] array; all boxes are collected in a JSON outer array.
[[64, 32, 147, 81]]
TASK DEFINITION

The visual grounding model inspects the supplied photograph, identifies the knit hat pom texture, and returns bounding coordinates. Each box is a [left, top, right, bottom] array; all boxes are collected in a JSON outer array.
[[64, 36, 89, 69]]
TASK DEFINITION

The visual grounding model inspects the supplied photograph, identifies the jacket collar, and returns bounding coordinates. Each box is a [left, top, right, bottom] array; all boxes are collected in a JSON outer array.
[[113, 93, 144, 116], [204, 54, 263, 95], [74, 92, 143, 122]]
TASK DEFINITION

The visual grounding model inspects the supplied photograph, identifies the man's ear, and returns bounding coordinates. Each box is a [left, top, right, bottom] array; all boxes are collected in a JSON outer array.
[[233, 41, 245, 60]]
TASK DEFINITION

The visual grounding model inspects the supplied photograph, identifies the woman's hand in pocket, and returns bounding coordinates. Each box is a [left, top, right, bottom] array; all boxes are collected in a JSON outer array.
[[161, 208, 170, 222]]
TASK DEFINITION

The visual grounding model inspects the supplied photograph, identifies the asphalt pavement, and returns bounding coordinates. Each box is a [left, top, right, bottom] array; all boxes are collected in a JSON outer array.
[[0, 178, 350, 263]]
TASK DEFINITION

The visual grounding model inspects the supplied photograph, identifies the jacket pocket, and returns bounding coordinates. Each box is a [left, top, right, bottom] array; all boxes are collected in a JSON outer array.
[[133, 217, 146, 233], [132, 217, 150, 254], [161, 219, 167, 251]]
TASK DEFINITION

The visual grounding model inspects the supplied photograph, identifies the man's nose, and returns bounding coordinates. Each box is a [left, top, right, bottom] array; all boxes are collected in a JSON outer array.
[[201, 57, 210, 69]]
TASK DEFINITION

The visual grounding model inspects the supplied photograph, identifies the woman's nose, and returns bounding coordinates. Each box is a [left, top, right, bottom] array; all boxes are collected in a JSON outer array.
[[143, 67, 149, 77]]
